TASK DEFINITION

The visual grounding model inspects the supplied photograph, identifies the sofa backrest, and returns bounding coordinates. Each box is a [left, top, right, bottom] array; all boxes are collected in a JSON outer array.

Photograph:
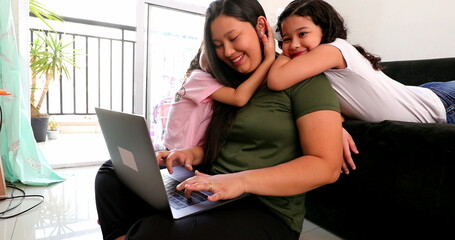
[[381, 57, 455, 86]]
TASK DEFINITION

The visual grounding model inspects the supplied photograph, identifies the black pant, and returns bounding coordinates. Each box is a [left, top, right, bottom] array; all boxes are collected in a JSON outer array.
[[95, 160, 299, 240]]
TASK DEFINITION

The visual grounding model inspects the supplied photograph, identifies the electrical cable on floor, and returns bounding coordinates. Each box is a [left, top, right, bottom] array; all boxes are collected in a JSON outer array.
[[0, 97, 44, 219], [0, 182, 44, 219]]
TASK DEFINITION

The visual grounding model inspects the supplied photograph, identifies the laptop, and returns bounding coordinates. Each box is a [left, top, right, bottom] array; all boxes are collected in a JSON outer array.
[[95, 107, 245, 219]]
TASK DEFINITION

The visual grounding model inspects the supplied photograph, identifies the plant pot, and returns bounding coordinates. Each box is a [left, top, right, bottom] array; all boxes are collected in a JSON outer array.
[[47, 130, 59, 140], [31, 116, 49, 142]]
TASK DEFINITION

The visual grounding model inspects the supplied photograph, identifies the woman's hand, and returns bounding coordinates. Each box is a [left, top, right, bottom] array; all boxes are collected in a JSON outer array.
[[341, 127, 359, 174], [156, 146, 204, 174], [176, 170, 246, 202]]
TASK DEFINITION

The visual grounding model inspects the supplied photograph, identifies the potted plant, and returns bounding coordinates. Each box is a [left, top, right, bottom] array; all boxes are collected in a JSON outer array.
[[47, 120, 59, 140], [29, 32, 77, 142], [28, 0, 78, 142], [30, 32, 78, 114]]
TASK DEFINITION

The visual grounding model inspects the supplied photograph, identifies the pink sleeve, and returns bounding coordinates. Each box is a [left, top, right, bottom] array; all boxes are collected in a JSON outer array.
[[183, 70, 224, 104]]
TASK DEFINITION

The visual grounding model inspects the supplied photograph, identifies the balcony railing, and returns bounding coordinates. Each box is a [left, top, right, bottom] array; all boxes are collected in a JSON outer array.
[[30, 15, 136, 116]]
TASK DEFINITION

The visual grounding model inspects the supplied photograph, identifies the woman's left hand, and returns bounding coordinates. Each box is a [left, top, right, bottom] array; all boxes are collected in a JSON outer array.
[[176, 170, 246, 202]]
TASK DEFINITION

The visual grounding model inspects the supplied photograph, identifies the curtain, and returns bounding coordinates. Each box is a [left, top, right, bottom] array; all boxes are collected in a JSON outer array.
[[0, 0, 64, 186]]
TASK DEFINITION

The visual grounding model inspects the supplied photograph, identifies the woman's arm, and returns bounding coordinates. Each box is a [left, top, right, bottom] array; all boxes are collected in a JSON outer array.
[[267, 44, 346, 91], [177, 110, 344, 200], [238, 110, 343, 196]]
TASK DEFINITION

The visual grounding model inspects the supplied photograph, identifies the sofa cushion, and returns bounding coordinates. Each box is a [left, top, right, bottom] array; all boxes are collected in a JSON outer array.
[[305, 120, 455, 239]]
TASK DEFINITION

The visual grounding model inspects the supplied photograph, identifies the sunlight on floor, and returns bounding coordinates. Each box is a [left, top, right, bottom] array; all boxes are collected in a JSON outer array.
[[37, 133, 109, 169]]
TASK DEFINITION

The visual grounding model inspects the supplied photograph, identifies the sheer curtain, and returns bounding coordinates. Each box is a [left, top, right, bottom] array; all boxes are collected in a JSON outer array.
[[0, 0, 64, 185]]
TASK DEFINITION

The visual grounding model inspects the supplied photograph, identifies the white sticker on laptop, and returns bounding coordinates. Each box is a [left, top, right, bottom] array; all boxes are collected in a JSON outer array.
[[118, 146, 138, 172]]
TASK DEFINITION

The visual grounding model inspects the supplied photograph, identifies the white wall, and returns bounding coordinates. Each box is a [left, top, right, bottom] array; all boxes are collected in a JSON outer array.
[[260, 0, 455, 61]]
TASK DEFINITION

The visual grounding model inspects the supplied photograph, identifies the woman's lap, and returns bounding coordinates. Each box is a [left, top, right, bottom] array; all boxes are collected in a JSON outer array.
[[126, 196, 299, 240], [95, 160, 156, 240], [95, 160, 299, 240]]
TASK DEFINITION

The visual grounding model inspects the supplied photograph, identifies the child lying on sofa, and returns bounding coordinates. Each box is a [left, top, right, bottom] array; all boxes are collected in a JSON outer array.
[[267, 0, 455, 124]]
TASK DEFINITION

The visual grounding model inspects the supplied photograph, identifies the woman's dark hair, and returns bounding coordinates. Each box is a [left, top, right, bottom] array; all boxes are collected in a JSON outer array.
[[201, 0, 266, 169], [276, 0, 383, 70]]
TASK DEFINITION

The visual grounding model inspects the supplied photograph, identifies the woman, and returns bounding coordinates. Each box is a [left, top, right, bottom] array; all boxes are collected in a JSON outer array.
[[95, 0, 344, 239]]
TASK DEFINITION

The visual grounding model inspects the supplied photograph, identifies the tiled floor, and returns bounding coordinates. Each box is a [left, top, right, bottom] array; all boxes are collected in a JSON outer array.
[[0, 133, 343, 240], [0, 166, 102, 240]]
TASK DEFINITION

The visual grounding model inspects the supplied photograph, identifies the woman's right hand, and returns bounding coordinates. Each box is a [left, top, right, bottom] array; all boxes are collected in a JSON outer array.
[[177, 170, 247, 202], [156, 146, 204, 174]]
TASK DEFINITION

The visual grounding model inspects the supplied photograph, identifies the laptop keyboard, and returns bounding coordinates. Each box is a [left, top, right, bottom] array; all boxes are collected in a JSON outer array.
[[163, 174, 208, 210]]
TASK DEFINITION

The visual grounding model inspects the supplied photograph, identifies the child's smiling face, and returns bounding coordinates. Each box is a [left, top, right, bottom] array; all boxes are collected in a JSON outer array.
[[280, 15, 324, 58]]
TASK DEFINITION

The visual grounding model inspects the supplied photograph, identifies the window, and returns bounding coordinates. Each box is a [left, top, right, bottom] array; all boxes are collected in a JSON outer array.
[[136, 0, 210, 150]]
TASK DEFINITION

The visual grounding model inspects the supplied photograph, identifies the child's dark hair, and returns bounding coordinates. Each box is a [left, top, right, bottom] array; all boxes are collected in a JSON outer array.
[[184, 43, 203, 82], [277, 0, 383, 70], [174, 43, 204, 102]]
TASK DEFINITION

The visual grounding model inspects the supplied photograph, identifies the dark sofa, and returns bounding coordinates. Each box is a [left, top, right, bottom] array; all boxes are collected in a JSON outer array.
[[304, 57, 455, 239]]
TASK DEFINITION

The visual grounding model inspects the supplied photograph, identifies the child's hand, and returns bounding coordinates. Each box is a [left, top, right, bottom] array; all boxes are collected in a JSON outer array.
[[341, 127, 359, 174], [156, 149, 195, 174], [260, 20, 276, 62]]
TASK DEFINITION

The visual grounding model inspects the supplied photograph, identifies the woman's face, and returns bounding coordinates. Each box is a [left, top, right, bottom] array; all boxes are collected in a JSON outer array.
[[210, 15, 262, 74]]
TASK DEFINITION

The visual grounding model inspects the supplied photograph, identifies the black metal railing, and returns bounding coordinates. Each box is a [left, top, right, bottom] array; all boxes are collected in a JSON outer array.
[[30, 14, 136, 115]]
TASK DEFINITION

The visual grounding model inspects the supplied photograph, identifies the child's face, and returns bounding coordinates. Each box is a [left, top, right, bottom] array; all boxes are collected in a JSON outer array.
[[280, 15, 323, 59]]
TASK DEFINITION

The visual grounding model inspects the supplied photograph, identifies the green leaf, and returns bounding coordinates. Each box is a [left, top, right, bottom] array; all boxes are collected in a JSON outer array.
[[29, 0, 64, 32]]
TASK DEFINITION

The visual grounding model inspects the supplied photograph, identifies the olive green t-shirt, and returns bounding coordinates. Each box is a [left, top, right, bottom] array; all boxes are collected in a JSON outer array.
[[210, 74, 340, 233]]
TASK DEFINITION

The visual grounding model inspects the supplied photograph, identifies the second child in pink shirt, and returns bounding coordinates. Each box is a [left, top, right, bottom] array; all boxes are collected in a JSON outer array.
[[165, 32, 275, 151]]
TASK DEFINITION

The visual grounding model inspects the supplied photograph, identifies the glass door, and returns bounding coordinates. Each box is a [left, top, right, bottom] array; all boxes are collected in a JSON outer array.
[[136, 0, 210, 150]]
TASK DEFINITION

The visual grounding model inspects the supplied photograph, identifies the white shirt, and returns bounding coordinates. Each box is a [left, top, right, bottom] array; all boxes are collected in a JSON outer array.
[[323, 38, 446, 123]]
